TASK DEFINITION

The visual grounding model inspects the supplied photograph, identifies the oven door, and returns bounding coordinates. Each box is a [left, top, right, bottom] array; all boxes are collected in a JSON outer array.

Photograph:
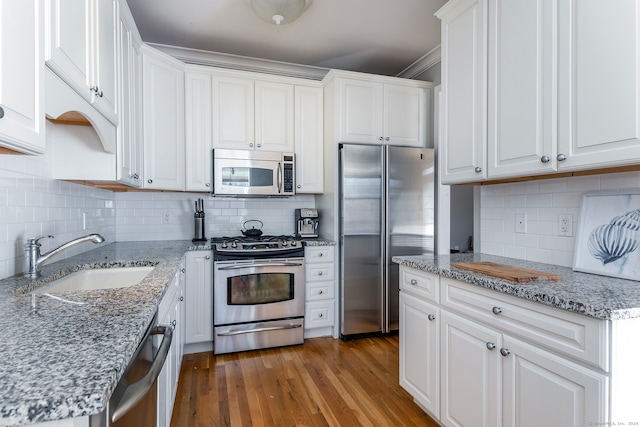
[[214, 258, 305, 325]]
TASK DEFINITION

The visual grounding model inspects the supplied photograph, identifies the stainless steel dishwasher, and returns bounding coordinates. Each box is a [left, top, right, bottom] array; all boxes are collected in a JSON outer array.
[[90, 313, 173, 427]]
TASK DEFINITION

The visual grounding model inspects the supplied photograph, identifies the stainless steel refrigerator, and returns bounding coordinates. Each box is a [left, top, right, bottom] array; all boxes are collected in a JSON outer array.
[[339, 143, 435, 338]]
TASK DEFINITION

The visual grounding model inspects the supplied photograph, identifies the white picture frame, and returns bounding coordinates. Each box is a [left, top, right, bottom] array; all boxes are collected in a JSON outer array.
[[574, 189, 640, 281]]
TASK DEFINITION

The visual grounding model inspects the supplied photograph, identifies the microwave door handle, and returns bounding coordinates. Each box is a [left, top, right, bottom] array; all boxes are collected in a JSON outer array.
[[277, 162, 283, 193]]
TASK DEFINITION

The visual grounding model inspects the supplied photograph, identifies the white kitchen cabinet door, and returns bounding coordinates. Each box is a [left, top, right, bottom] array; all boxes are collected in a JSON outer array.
[[338, 78, 384, 144], [294, 86, 324, 193], [557, 0, 640, 171], [185, 70, 213, 191], [185, 251, 213, 344], [487, 0, 556, 179], [0, 0, 45, 154], [212, 75, 254, 150], [255, 80, 294, 152], [399, 292, 440, 419], [437, 0, 487, 184], [45, 0, 117, 125], [502, 336, 607, 427], [116, 4, 143, 187], [142, 46, 185, 191], [385, 84, 427, 148], [440, 309, 501, 427]]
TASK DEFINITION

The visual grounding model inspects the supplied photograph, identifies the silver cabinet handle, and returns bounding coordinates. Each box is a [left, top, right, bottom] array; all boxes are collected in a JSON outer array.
[[379, 136, 383, 141], [132, 173, 139, 180], [492, 306, 502, 315], [410, 279, 418, 285], [318, 313, 324, 318], [147, 179, 153, 184], [217, 323, 301, 336], [205, 183, 211, 187], [249, 143, 254, 147], [486, 342, 496, 350], [317, 271, 323, 276], [205, 255, 211, 260], [90, 85, 98, 93], [540, 155, 550, 163], [257, 144, 262, 148], [111, 325, 173, 422], [181, 268, 185, 273], [171, 320, 177, 327], [500, 348, 511, 357], [180, 296, 184, 302], [318, 289, 324, 294], [428, 314, 436, 321], [385, 137, 390, 141], [318, 252, 323, 257], [474, 166, 482, 173], [297, 184, 301, 188], [0, 106, 4, 118], [557, 154, 567, 161]]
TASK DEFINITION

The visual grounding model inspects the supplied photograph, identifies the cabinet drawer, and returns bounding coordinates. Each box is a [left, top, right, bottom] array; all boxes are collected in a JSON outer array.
[[305, 246, 335, 263], [305, 301, 334, 329], [399, 266, 439, 303], [305, 263, 335, 282], [441, 277, 609, 371], [306, 281, 335, 301]]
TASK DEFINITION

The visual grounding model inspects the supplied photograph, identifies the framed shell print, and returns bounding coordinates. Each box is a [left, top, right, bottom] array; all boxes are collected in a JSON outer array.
[[574, 190, 640, 280]]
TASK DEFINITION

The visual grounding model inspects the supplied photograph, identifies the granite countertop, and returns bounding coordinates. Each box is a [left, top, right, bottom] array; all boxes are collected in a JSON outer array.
[[0, 241, 202, 427], [393, 253, 640, 321]]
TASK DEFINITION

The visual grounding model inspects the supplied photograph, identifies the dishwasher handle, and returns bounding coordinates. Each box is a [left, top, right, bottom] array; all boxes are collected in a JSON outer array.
[[111, 325, 173, 423]]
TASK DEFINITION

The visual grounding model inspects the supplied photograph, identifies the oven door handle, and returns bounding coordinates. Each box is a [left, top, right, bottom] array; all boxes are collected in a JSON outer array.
[[111, 325, 173, 423], [217, 323, 302, 336], [217, 262, 303, 270]]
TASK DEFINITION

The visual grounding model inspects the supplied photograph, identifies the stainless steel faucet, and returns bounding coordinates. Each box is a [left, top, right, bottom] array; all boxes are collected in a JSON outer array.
[[24, 234, 105, 278]]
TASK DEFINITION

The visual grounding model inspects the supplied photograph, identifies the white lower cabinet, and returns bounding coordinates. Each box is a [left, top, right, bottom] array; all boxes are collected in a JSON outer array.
[[399, 266, 611, 426], [184, 250, 213, 349], [157, 260, 186, 427], [303, 246, 336, 338]]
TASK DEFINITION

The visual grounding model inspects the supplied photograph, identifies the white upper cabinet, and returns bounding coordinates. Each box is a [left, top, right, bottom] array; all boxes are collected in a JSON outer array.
[[185, 68, 213, 192], [557, 0, 640, 171], [335, 74, 429, 147], [212, 75, 295, 152], [142, 45, 185, 191], [45, 0, 118, 125], [294, 85, 324, 194], [116, 0, 143, 187], [212, 75, 255, 150], [0, 0, 45, 154], [439, 0, 640, 183], [437, 0, 487, 184], [487, 0, 556, 178]]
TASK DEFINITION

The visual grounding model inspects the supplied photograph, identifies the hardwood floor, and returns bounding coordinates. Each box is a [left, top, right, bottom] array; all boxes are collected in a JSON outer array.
[[171, 336, 439, 427]]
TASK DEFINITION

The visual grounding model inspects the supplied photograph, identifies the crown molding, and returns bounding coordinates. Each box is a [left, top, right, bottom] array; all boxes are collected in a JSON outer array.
[[148, 43, 329, 81], [396, 45, 441, 79]]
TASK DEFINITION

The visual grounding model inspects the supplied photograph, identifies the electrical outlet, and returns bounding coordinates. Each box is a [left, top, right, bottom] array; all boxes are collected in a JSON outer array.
[[515, 214, 527, 233], [559, 214, 573, 237], [162, 212, 171, 224]]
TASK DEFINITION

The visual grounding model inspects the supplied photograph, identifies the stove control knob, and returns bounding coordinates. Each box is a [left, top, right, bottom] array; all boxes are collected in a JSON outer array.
[[291, 240, 298, 246], [220, 242, 228, 248], [231, 242, 238, 248], [281, 240, 288, 246]]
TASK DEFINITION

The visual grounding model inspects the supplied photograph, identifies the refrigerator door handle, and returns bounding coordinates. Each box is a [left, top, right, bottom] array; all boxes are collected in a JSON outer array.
[[382, 145, 389, 333]]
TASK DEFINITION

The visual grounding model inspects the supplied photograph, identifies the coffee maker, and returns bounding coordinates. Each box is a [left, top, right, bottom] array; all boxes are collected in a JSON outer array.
[[295, 208, 319, 238]]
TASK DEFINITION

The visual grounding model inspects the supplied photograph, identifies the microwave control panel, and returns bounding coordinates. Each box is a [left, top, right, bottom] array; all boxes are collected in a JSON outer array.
[[283, 163, 294, 193]]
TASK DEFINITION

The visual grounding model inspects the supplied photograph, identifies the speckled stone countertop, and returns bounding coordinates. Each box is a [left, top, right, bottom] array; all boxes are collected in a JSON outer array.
[[0, 241, 205, 427], [393, 253, 640, 321], [302, 238, 336, 246]]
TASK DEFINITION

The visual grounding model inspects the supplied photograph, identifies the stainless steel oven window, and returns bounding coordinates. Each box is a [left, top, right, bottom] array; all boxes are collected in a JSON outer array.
[[227, 272, 294, 305]]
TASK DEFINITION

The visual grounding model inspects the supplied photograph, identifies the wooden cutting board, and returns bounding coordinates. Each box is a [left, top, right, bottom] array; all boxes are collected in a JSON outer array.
[[452, 262, 562, 283]]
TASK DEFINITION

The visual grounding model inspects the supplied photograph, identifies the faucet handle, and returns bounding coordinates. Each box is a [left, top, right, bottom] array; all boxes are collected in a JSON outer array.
[[27, 235, 54, 246]]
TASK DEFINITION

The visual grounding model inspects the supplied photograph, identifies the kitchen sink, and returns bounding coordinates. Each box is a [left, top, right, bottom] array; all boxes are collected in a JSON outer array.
[[35, 266, 155, 293]]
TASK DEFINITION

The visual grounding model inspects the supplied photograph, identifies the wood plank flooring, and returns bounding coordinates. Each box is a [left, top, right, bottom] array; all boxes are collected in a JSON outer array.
[[171, 335, 439, 427]]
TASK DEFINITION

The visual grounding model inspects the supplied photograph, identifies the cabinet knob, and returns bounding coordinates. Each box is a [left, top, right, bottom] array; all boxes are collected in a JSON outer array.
[[90, 85, 99, 93], [147, 179, 153, 184], [180, 296, 184, 302], [205, 183, 211, 187], [171, 320, 177, 327], [379, 136, 383, 141], [540, 155, 550, 163], [132, 173, 139, 180], [474, 166, 482, 173], [557, 153, 567, 161], [385, 137, 390, 141], [486, 342, 496, 350], [492, 306, 502, 315], [410, 279, 418, 285], [318, 313, 324, 318], [257, 144, 261, 148], [500, 348, 511, 357], [297, 185, 301, 189], [249, 143, 254, 147], [205, 255, 211, 260], [181, 268, 185, 273], [318, 252, 323, 257], [317, 271, 323, 276], [428, 314, 436, 321], [318, 289, 324, 294], [0, 106, 4, 119]]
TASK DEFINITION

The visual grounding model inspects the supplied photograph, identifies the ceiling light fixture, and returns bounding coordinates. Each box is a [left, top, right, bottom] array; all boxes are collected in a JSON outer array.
[[246, 0, 313, 26]]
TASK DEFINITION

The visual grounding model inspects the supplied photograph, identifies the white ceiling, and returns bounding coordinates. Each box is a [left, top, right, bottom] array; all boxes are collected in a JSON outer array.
[[125, 0, 447, 77]]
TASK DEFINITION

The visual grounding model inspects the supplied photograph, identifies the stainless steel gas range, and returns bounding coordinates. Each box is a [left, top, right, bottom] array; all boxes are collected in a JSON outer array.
[[212, 234, 305, 354]]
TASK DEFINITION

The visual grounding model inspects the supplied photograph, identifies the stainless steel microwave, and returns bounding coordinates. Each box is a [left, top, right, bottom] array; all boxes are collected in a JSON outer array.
[[212, 149, 295, 196]]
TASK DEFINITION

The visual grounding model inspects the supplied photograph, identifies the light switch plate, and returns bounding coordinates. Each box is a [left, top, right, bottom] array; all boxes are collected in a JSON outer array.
[[515, 213, 527, 233]]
